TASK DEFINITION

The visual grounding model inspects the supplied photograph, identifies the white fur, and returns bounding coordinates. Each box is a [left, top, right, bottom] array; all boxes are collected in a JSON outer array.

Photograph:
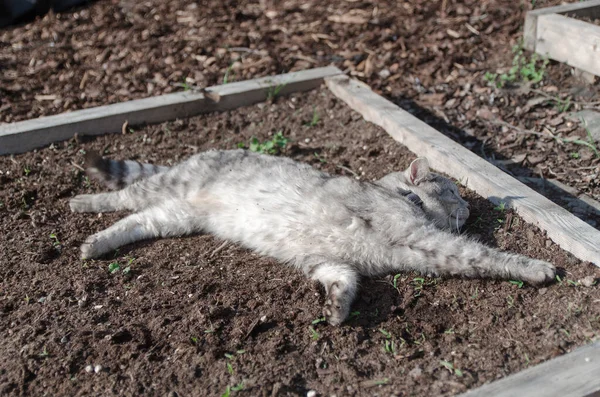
[[70, 150, 555, 325]]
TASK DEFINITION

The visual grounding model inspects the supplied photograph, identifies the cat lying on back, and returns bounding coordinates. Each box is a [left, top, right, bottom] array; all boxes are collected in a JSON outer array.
[[70, 149, 555, 325]]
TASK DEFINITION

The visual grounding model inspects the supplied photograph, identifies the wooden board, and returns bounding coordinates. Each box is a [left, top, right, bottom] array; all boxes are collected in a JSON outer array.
[[325, 75, 600, 267], [457, 341, 600, 397], [535, 13, 600, 77], [0, 66, 342, 155], [524, 0, 600, 51]]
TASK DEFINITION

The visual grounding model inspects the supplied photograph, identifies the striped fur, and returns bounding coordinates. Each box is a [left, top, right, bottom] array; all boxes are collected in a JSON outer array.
[[85, 151, 170, 189]]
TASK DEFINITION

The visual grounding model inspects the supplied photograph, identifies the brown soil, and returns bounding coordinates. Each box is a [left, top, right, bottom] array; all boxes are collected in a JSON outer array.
[[1, 89, 599, 397]]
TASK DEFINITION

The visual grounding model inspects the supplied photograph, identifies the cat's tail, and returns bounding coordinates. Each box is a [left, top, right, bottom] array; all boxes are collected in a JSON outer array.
[[84, 151, 170, 189]]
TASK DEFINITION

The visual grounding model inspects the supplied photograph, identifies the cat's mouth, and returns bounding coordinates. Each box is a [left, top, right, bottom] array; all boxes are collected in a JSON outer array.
[[449, 209, 470, 231]]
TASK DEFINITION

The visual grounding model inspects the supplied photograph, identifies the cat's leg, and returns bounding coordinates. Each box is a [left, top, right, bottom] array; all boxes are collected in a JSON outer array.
[[70, 169, 184, 213], [389, 228, 555, 285], [302, 257, 359, 326], [79, 202, 200, 259]]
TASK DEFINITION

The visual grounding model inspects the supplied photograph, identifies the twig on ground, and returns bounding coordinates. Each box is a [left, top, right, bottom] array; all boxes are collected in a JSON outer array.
[[210, 240, 229, 258], [336, 164, 359, 178]]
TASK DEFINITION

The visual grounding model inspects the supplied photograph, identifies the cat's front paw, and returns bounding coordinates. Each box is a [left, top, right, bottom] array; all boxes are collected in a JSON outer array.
[[520, 259, 556, 285], [80, 234, 109, 259]]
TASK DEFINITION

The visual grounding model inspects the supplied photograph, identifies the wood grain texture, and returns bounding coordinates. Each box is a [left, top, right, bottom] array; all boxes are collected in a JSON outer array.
[[0, 66, 342, 155], [535, 13, 600, 77], [524, 0, 600, 51], [325, 75, 600, 267], [457, 341, 600, 397]]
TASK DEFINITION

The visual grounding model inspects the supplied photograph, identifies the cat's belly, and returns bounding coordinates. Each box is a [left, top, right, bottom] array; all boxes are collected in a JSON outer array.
[[189, 194, 390, 266]]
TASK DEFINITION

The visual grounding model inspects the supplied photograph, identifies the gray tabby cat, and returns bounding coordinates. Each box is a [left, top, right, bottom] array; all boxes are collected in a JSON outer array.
[[70, 149, 555, 325]]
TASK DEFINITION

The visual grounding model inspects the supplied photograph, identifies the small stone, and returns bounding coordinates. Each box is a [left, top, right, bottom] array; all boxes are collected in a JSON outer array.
[[580, 275, 597, 288], [94, 364, 103, 373], [408, 366, 422, 379], [260, 315, 267, 322], [307, 390, 317, 397], [538, 288, 547, 295], [85, 365, 93, 373], [378, 69, 391, 79]]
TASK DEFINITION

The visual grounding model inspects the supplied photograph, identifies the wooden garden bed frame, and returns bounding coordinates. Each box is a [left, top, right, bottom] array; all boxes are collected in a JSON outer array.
[[524, 0, 600, 76], [1, 67, 599, 396]]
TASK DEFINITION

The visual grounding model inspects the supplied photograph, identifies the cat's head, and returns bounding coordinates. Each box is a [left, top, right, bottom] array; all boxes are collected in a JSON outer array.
[[402, 158, 470, 232], [377, 158, 470, 232]]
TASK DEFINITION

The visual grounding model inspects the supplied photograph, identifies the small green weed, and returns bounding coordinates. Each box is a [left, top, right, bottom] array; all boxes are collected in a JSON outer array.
[[108, 262, 120, 274], [221, 386, 231, 397], [226, 362, 234, 375], [372, 378, 389, 386], [554, 97, 572, 113], [410, 277, 435, 297], [190, 336, 198, 344], [39, 346, 49, 358], [266, 82, 287, 101], [180, 79, 192, 91], [231, 383, 244, 391], [494, 202, 506, 212], [509, 280, 524, 288], [242, 131, 290, 155], [570, 152, 580, 159], [392, 274, 402, 289], [470, 286, 479, 300], [312, 317, 326, 325], [507, 294, 515, 308], [379, 328, 392, 339], [567, 279, 580, 287], [348, 311, 360, 320], [108, 257, 134, 275], [440, 360, 463, 377], [485, 42, 548, 88], [308, 326, 320, 340], [223, 63, 235, 84], [306, 108, 320, 127], [49, 233, 61, 248], [313, 152, 327, 163], [383, 339, 397, 354], [23, 166, 31, 176]]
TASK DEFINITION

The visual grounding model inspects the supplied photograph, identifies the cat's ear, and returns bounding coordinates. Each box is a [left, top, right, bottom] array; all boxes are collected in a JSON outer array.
[[407, 157, 430, 184]]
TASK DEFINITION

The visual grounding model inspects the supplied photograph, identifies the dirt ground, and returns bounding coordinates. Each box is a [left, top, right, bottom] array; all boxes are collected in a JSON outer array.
[[1, 0, 600, 396], [1, 88, 599, 396]]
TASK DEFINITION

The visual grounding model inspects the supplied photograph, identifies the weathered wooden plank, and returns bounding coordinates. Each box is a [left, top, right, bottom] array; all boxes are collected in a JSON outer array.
[[0, 66, 342, 155], [457, 341, 600, 397], [524, 0, 600, 51], [534, 13, 600, 77], [325, 75, 600, 267]]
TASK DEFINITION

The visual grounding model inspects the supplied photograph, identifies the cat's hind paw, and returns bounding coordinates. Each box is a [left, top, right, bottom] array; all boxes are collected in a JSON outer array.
[[323, 288, 352, 326], [70, 194, 96, 213]]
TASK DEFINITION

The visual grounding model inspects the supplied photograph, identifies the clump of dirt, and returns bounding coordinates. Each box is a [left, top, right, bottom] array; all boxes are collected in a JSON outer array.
[[1, 88, 598, 396]]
